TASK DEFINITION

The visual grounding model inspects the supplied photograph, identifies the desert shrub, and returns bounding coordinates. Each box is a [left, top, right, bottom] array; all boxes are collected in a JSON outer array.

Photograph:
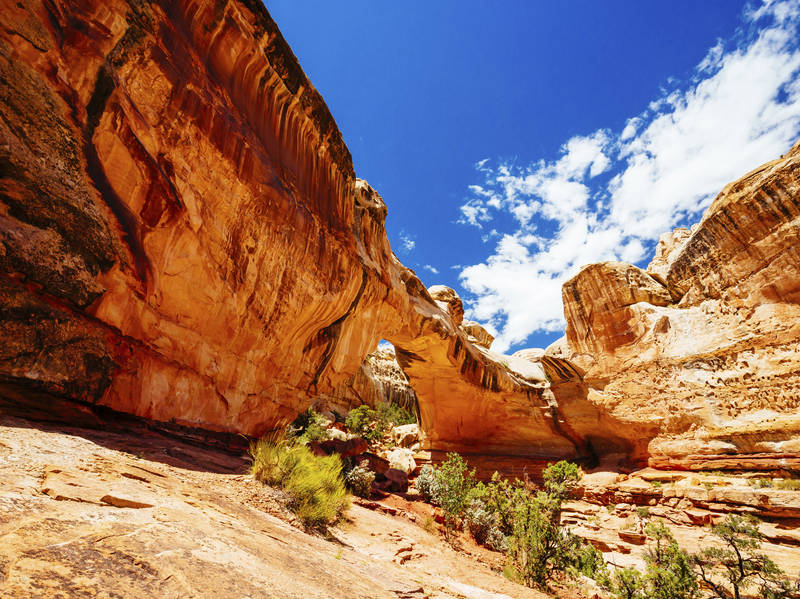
[[376, 401, 416, 427], [288, 408, 329, 444], [504, 461, 585, 589], [748, 477, 774, 488], [570, 540, 609, 585], [775, 478, 800, 490], [543, 460, 582, 499], [344, 460, 375, 498], [249, 435, 349, 528], [486, 526, 509, 552], [434, 453, 476, 530], [643, 521, 699, 599], [345, 405, 375, 436], [692, 514, 795, 599], [464, 499, 502, 545], [611, 567, 646, 599], [507, 490, 575, 587], [416, 464, 441, 502], [345, 405, 388, 443]]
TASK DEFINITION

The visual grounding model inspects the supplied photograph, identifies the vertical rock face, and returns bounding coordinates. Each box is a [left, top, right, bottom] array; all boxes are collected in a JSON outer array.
[[316, 346, 418, 417], [560, 142, 800, 470], [0, 0, 601, 460], [0, 0, 396, 435]]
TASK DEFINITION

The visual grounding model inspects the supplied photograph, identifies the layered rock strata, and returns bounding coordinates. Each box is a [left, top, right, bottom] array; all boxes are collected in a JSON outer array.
[[316, 346, 418, 417], [0, 0, 608, 462], [559, 141, 800, 471]]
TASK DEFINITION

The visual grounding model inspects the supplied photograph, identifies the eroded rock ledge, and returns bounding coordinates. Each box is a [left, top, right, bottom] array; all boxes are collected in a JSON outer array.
[[0, 0, 592, 460], [557, 141, 800, 471], [2, 0, 800, 473]]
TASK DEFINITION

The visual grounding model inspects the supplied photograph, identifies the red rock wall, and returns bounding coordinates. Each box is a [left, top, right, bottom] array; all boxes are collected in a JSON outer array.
[[0, 0, 387, 435]]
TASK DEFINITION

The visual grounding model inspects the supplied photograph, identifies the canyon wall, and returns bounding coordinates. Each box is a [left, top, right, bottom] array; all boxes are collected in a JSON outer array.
[[559, 141, 800, 471], [1, 0, 601, 460], [0, 0, 394, 436], [4, 0, 799, 471]]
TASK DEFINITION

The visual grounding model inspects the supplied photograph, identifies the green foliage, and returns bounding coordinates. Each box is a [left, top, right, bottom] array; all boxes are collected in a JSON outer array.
[[434, 453, 476, 530], [504, 461, 585, 589], [570, 540, 609, 585], [775, 478, 800, 490], [643, 522, 699, 599], [344, 401, 415, 445], [416, 464, 440, 502], [345, 405, 377, 436], [249, 435, 349, 529], [692, 514, 795, 599], [344, 460, 375, 498], [289, 408, 329, 444], [507, 490, 575, 587], [376, 401, 416, 427], [611, 567, 647, 599], [608, 523, 698, 599], [749, 477, 775, 488], [464, 499, 507, 551], [542, 460, 582, 499]]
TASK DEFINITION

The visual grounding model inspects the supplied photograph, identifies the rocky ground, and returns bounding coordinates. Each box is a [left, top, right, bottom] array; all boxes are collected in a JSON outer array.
[[0, 401, 545, 599]]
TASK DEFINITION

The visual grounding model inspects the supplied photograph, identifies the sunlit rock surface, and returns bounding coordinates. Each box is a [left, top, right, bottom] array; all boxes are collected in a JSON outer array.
[[0, 0, 601, 461], [561, 141, 800, 470]]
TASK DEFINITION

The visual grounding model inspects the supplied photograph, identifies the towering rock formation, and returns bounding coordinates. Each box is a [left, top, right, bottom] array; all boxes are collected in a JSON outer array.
[[559, 141, 800, 470], [3, 0, 799, 473], [0, 0, 594, 461]]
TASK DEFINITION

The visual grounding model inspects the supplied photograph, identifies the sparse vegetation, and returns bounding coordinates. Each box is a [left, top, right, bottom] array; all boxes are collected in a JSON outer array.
[[775, 478, 800, 490], [376, 401, 416, 427], [344, 460, 375, 498], [692, 514, 796, 599], [249, 434, 349, 529], [288, 407, 329, 444], [344, 401, 416, 444], [748, 477, 774, 489]]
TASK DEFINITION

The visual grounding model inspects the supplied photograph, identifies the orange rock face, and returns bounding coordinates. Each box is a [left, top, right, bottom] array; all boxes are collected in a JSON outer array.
[[1, 0, 602, 462], [0, 0, 395, 435], [559, 142, 800, 470]]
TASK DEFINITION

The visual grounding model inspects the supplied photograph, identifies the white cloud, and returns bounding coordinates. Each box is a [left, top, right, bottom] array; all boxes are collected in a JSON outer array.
[[399, 230, 416, 252], [423, 264, 440, 274], [457, 0, 800, 352]]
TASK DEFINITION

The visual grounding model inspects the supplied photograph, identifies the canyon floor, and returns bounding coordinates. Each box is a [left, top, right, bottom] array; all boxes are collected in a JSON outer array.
[[2, 396, 799, 598], [0, 398, 546, 599]]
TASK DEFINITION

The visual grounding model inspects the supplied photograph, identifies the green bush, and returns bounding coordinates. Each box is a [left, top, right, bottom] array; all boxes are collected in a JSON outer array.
[[344, 460, 375, 498], [464, 499, 506, 550], [249, 435, 349, 529], [416, 464, 440, 502], [289, 408, 329, 444], [376, 401, 416, 427], [344, 405, 389, 443], [434, 453, 476, 530], [503, 461, 590, 589], [775, 478, 800, 490], [692, 514, 795, 599]]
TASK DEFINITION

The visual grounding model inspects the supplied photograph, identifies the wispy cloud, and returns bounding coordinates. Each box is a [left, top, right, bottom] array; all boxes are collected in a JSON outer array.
[[458, 0, 800, 352], [398, 230, 416, 253], [423, 264, 440, 275]]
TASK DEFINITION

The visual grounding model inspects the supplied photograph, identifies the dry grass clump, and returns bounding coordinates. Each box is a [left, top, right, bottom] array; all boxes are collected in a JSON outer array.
[[249, 434, 349, 529]]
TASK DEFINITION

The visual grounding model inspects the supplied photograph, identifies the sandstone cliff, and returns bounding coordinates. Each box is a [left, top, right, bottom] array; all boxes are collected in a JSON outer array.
[[559, 141, 800, 471], [0, 0, 599, 463], [316, 346, 418, 417]]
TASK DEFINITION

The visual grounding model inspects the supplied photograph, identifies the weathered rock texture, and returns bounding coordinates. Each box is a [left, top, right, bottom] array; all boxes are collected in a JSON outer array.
[[0, 0, 609, 463], [560, 141, 800, 470], [317, 346, 418, 417]]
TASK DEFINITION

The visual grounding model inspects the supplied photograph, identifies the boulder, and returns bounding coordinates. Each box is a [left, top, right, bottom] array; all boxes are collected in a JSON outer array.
[[392, 424, 419, 448], [383, 448, 417, 475], [310, 438, 368, 459]]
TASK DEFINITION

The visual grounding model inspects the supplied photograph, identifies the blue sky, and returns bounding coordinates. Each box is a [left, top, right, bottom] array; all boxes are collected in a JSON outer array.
[[266, 1, 800, 353]]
